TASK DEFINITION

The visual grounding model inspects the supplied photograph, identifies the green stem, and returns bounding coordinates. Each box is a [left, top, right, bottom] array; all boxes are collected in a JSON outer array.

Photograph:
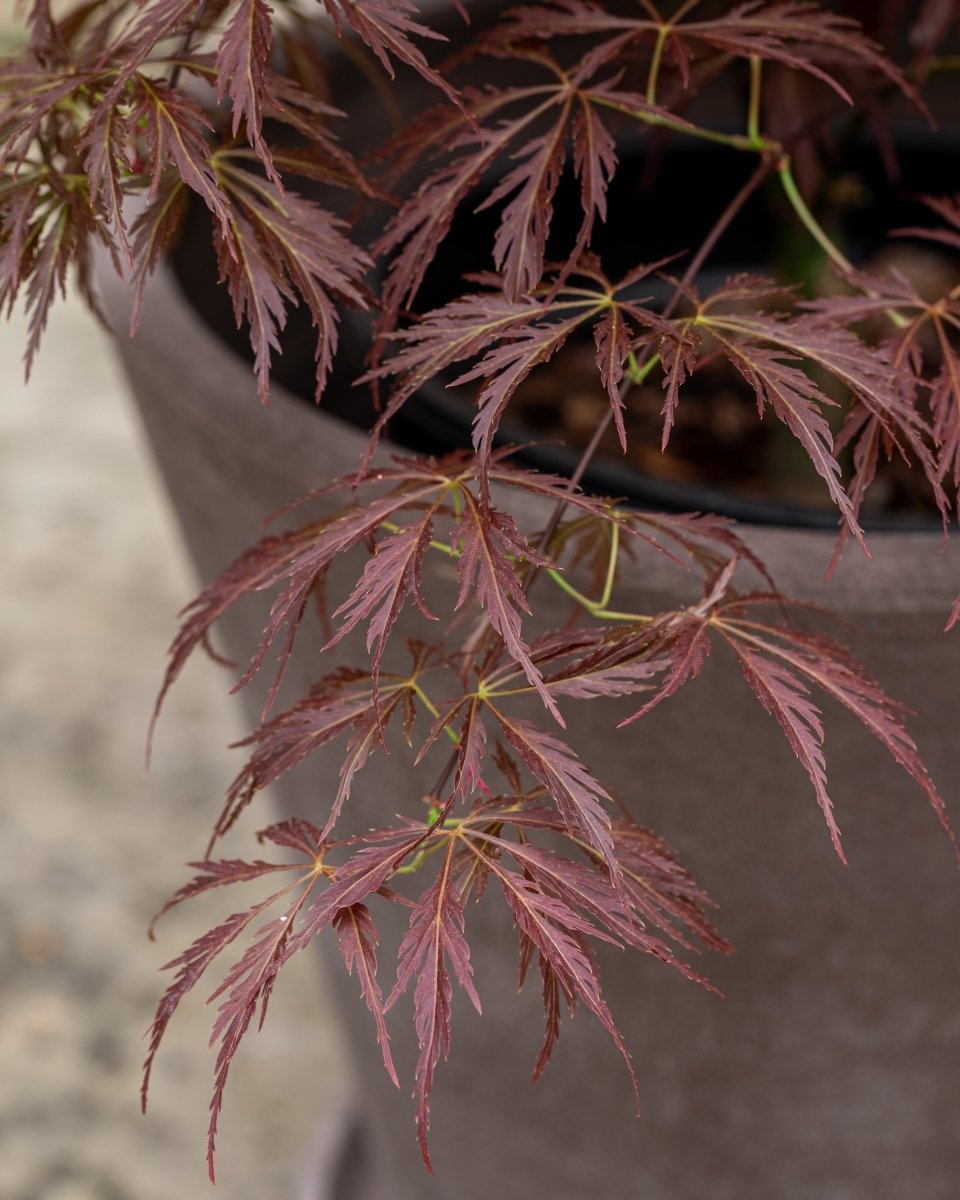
[[379, 519, 459, 558], [383, 499, 631, 620], [395, 836, 450, 874], [589, 93, 776, 154], [747, 56, 762, 147], [777, 159, 908, 329], [646, 26, 669, 105], [544, 568, 598, 610], [925, 55, 960, 77], [628, 350, 662, 386], [512, 561, 654, 627], [776, 158, 855, 274], [591, 609, 655, 623], [597, 521, 620, 612], [410, 683, 460, 746]]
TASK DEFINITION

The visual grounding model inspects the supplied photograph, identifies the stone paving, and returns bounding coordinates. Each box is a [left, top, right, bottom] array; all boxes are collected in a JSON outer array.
[[1, 296, 347, 1198]]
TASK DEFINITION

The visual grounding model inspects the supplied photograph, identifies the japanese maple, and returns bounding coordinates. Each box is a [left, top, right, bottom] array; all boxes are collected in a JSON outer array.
[[2, 0, 960, 1181]]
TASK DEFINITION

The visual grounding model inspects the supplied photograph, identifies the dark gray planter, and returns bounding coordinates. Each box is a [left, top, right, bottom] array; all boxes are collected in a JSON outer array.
[[101, 252, 960, 1199]]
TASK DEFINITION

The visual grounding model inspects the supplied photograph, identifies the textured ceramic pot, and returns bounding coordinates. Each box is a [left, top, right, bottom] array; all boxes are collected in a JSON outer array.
[[99, 249, 960, 1200]]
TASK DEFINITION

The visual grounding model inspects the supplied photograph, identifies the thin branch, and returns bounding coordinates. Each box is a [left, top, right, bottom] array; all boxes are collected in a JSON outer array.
[[747, 56, 762, 146], [169, 0, 210, 91], [776, 159, 908, 329], [526, 153, 775, 598]]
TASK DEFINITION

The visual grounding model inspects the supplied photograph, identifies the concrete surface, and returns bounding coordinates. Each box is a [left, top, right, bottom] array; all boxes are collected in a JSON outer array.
[[0, 294, 348, 1197]]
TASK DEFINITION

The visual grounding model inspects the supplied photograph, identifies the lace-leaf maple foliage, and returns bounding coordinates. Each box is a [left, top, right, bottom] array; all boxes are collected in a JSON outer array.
[[3, 0, 960, 1179]]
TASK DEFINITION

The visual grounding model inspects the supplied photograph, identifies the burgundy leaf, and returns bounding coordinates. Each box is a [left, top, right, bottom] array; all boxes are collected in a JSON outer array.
[[722, 308, 932, 463], [570, 90, 617, 267], [161, 467, 452, 724], [328, 685, 415, 838], [678, 2, 912, 101], [477, 624, 652, 703], [8, 189, 100, 376], [456, 310, 587, 463], [150, 520, 330, 747], [142, 905, 272, 1120], [110, 0, 203, 70], [658, 320, 701, 450], [258, 815, 331, 856], [78, 98, 134, 262], [808, 267, 955, 524], [716, 615, 959, 862], [0, 169, 46, 292], [133, 76, 231, 231], [487, 707, 616, 874], [485, 458, 623, 523], [157, 460, 526, 734], [375, 82, 564, 321], [217, 672, 408, 847], [327, 504, 441, 675], [533, 955, 565, 1082], [619, 616, 712, 726], [321, 0, 460, 107], [465, 840, 636, 1093], [288, 828, 431, 956], [477, 99, 571, 299], [334, 903, 398, 1085], [461, 796, 570, 835], [503, 1, 914, 101], [372, 291, 543, 435], [0, 61, 98, 172], [386, 841, 480, 1169], [593, 302, 630, 449], [25, 0, 66, 59], [455, 496, 562, 722], [703, 326, 863, 546], [826, 408, 883, 578], [625, 511, 778, 594], [611, 822, 731, 954], [205, 883, 315, 1179], [577, 79, 696, 126], [440, 695, 488, 802], [894, 194, 960, 252], [128, 176, 188, 333], [543, 633, 667, 700], [931, 332, 960, 504], [147, 848, 306, 939], [729, 635, 844, 860], [213, 161, 370, 402], [261, 72, 378, 195], [216, 0, 276, 178], [486, 741, 522, 795], [141, 823, 324, 1131], [479, 833, 703, 976]]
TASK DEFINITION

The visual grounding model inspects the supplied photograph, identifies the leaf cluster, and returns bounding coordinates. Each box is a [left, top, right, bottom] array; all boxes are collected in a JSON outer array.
[[3, 0, 960, 1179]]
